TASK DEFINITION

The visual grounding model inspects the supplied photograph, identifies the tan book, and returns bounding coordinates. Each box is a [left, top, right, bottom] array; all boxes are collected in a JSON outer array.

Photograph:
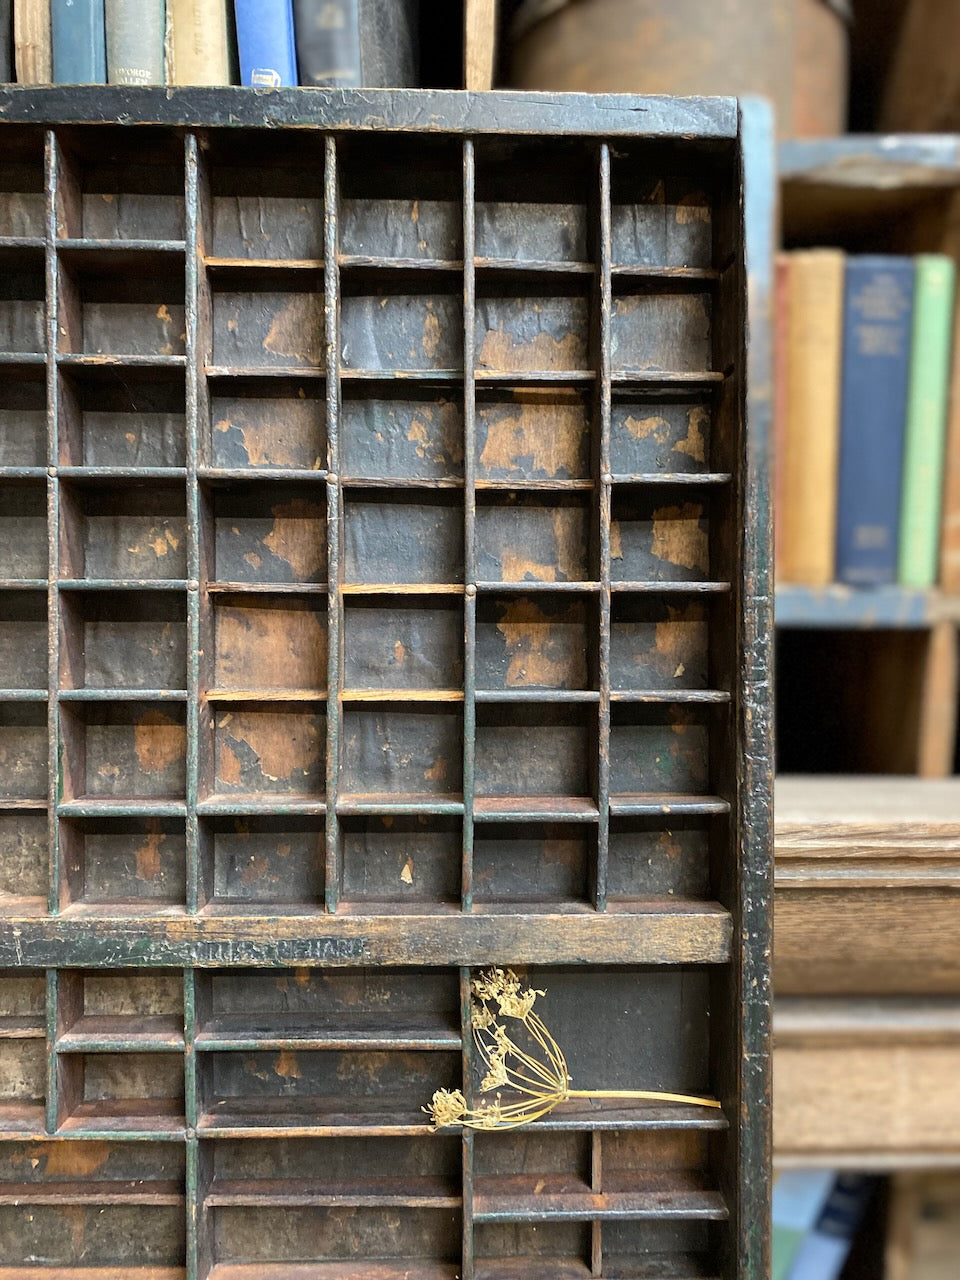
[[778, 249, 845, 586], [170, 0, 230, 85], [14, 0, 52, 83], [938, 292, 960, 591]]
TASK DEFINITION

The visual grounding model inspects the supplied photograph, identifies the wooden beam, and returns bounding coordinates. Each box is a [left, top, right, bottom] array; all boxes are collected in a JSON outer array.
[[465, 0, 497, 90]]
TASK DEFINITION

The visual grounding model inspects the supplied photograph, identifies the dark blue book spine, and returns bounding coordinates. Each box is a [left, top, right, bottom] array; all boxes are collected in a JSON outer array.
[[52, 0, 106, 84], [234, 0, 297, 86], [835, 256, 915, 585]]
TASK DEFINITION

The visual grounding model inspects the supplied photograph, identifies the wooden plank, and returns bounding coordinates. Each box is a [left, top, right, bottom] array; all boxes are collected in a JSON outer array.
[[918, 621, 960, 777], [465, 0, 498, 92]]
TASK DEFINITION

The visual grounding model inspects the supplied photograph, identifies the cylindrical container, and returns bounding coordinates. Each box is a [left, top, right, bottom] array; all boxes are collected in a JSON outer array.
[[508, 0, 849, 138]]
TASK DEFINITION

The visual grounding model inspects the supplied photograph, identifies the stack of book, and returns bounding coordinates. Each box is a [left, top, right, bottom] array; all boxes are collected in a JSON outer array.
[[1, 0, 416, 88], [776, 250, 958, 590]]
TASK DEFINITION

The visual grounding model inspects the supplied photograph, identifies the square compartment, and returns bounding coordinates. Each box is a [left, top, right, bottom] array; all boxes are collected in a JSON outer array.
[[476, 386, 592, 483], [0, 811, 47, 910], [58, 364, 186, 468], [341, 385, 464, 483], [0, 246, 45, 355], [339, 134, 463, 261], [611, 280, 713, 374], [344, 597, 463, 694], [607, 815, 713, 900], [341, 275, 463, 373], [341, 707, 462, 801], [0, 970, 45, 1036], [0, 364, 46, 467], [611, 490, 711, 583], [609, 705, 711, 799], [344, 491, 463, 586], [207, 131, 324, 260], [56, 126, 185, 241], [209, 374, 325, 470], [473, 821, 594, 904], [211, 593, 328, 695], [59, 701, 187, 802], [476, 279, 590, 374], [59, 478, 186, 581], [0, 129, 45, 237], [0, 590, 47, 690], [475, 703, 595, 806], [60, 590, 187, 691], [58, 251, 186, 357], [206, 479, 327, 585], [610, 595, 711, 692], [0, 1039, 45, 1130], [59, 816, 186, 907], [200, 815, 324, 908], [611, 152, 717, 270], [475, 1222, 590, 1273], [0, 702, 47, 802], [55, 970, 183, 1046], [340, 815, 462, 906], [474, 1130, 591, 1209], [475, 138, 592, 265], [610, 392, 715, 476], [210, 265, 325, 370], [476, 491, 594, 585], [476, 592, 595, 692], [209, 703, 326, 799], [57, 1051, 185, 1132], [0, 479, 46, 579]]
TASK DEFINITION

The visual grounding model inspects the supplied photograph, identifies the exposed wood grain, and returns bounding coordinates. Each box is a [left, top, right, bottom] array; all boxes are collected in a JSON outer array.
[[465, 0, 497, 92]]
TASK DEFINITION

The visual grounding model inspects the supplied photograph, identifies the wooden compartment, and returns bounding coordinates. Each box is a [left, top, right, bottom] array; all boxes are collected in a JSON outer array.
[[344, 596, 463, 694], [339, 814, 462, 906], [0, 1037, 45, 1131], [610, 488, 713, 585], [59, 816, 186, 908], [199, 815, 324, 908], [59, 478, 187, 582], [607, 814, 714, 901], [54, 970, 184, 1050], [0, 478, 46, 580], [476, 385, 593, 483], [341, 704, 463, 800], [0, 362, 45, 467], [341, 271, 463, 374], [476, 276, 591, 375], [609, 704, 712, 804], [0, 244, 46, 354], [57, 247, 186, 358], [204, 479, 326, 586], [210, 593, 328, 697], [610, 594, 715, 693], [341, 384, 464, 483], [210, 262, 325, 371], [208, 374, 325, 472], [207, 702, 327, 801], [0, 701, 47, 803], [0, 127, 45, 238], [0, 970, 44, 1039], [344, 490, 464, 586], [610, 390, 716, 477], [0, 589, 47, 691], [610, 149, 718, 271], [58, 363, 186, 469], [475, 702, 597, 812], [473, 820, 595, 905], [476, 592, 596, 691], [0, 810, 47, 912], [56, 125, 186, 241], [59, 700, 187, 803], [60, 589, 187, 691], [476, 490, 595, 585], [611, 277, 713, 374], [55, 1051, 185, 1132]]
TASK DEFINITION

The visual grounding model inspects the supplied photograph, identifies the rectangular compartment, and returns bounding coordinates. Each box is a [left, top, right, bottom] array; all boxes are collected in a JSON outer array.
[[0, 701, 47, 802], [476, 385, 593, 483], [59, 700, 187, 802], [56, 1051, 185, 1132], [341, 274, 463, 373], [473, 821, 594, 905], [475, 703, 595, 807], [341, 705, 462, 801], [55, 970, 183, 1048], [610, 392, 715, 476], [208, 702, 326, 800], [0, 1038, 45, 1130], [0, 245, 45, 354], [200, 815, 324, 908], [476, 278, 591, 374], [0, 128, 45, 238], [211, 593, 328, 695], [339, 134, 463, 261], [206, 131, 324, 260], [611, 150, 717, 270], [611, 489, 711, 584], [209, 374, 325, 470], [58, 363, 186, 468], [210, 265, 325, 370], [205, 479, 326, 585], [0, 970, 45, 1036], [57, 126, 186, 241], [0, 811, 47, 910], [58, 250, 186, 357], [344, 597, 463, 694], [602, 1220, 719, 1278], [340, 815, 462, 906], [0, 363, 45, 467], [0, 589, 47, 690], [476, 490, 594, 585], [611, 281, 713, 374], [609, 705, 711, 801], [607, 815, 713, 901], [59, 816, 186, 907], [59, 478, 186, 581], [474, 1222, 591, 1274], [610, 595, 711, 692], [59, 589, 187, 691], [344, 490, 463, 586], [475, 138, 592, 265], [341, 384, 464, 482], [476, 592, 595, 692], [0, 478, 46, 579]]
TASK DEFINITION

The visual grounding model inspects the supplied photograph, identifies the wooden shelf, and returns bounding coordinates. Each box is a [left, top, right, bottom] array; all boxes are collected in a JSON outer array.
[[473, 1171, 727, 1222], [776, 584, 960, 628], [56, 1014, 185, 1052], [195, 1012, 460, 1052], [206, 1175, 459, 1208]]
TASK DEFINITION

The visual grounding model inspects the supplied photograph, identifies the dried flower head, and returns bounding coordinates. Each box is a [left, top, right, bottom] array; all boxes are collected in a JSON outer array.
[[425, 1088, 467, 1128]]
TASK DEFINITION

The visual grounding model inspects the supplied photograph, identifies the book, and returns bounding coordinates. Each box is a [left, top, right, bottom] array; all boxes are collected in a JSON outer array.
[[835, 256, 915, 585], [293, 0, 417, 88], [105, 0, 166, 83], [0, 0, 11, 81], [778, 249, 845, 585], [772, 1170, 835, 1280], [234, 0, 296, 86], [772, 253, 788, 578], [169, 0, 230, 84], [52, 0, 106, 84], [941, 299, 960, 592], [900, 254, 956, 587], [786, 1173, 877, 1279], [14, 0, 52, 82]]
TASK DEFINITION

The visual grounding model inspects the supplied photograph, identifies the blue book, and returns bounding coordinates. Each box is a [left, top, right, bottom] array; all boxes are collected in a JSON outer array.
[[52, 0, 106, 84], [786, 1173, 877, 1279], [836, 256, 915, 585], [234, 0, 298, 86], [772, 1170, 835, 1280]]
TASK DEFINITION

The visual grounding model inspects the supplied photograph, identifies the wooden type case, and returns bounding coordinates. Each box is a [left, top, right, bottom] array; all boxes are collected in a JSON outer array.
[[0, 90, 773, 1279]]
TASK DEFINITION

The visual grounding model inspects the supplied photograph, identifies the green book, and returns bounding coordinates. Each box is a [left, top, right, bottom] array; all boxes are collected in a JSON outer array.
[[899, 253, 957, 586]]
